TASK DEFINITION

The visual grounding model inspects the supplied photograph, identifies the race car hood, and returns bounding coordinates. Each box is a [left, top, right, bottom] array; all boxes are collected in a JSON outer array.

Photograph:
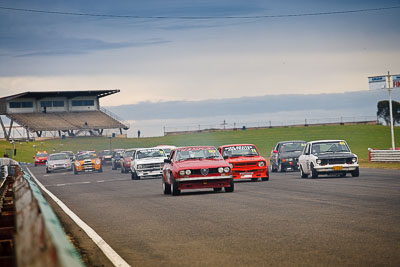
[[279, 151, 302, 158], [225, 156, 266, 163], [175, 159, 229, 169], [315, 152, 357, 159]]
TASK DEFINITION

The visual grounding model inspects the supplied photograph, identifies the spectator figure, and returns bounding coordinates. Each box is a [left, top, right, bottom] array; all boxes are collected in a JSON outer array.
[[3, 152, 9, 158], [138, 129, 141, 138]]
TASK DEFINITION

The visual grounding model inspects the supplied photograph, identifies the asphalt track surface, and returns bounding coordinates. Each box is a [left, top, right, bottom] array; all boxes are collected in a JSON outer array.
[[29, 165, 400, 266]]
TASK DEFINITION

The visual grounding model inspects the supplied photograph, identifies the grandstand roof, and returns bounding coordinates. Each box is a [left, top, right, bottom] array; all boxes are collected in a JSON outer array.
[[0, 89, 120, 101]]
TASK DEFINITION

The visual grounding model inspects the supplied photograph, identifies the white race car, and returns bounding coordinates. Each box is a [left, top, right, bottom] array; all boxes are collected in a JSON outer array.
[[298, 140, 359, 178], [130, 148, 168, 180]]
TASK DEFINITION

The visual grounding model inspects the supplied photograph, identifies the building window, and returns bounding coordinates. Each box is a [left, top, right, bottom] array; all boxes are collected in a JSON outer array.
[[10, 102, 33, 108], [53, 101, 64, 107], [40, 101, 53, 107], [10, 102, 21, 108], [72, 100, 95, 106], [40, 101, 65, 108], [21, 102, 33, 108]]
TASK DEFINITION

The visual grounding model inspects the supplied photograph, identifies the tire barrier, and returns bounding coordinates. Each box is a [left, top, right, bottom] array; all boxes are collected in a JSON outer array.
[[368, 148, 400, 162], [0, 158, 84, 267]]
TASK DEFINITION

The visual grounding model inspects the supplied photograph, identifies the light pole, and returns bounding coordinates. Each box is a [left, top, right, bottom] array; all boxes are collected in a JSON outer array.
[[369, 72, 398, 150], [387, 72, 395, 150], [19, 142, 23, 162]]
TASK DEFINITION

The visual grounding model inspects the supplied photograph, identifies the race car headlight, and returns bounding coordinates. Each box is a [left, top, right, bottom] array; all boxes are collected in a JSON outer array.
[[224, 167, 230, 173], [316, 159, 322, 164], [75, 161, 81, 166], [137, 164, 143, 169], [282, 159, 286, 162], [95, 159, 100, 165], [218, 167, 224, 173], [352, 157, 357, 163], [179, 170, 185, 176], [258, 161, 265, 167], [288, 158, 293, 162], [185, 169, 191, 175]]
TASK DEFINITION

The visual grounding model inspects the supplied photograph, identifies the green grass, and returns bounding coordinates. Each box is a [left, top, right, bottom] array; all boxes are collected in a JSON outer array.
[[1, 124, 399, 169]]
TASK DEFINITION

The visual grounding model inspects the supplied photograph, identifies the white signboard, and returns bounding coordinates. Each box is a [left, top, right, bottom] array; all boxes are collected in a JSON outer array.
[[393, 75, 400, 88], [368, 76, 386, 90]]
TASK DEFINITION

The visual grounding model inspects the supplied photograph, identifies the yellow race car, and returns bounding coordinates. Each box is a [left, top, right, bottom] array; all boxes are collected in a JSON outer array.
[[74, 151, 102, 174]]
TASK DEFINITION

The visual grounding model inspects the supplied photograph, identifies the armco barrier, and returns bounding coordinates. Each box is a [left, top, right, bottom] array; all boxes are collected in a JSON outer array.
[[368, 148, 400, 162], [11, 164, 84, 267]]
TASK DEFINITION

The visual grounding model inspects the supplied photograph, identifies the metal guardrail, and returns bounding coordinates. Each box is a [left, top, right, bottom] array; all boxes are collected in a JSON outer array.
[[368, 148, 400, 162], [15, 169, 85, 267], [0, 158, 84, 267]]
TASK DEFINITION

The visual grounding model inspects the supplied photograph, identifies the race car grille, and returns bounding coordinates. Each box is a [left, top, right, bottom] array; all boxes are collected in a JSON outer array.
[[55, 164, 66, 167], [191, 168, 220, 175], [321, 158, 353, 165], [142, 163, 163, 169], [233, 162, 258, 167]]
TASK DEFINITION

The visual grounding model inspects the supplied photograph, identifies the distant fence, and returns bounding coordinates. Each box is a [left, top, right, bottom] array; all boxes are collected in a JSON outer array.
[[164, 116, 378, 136], [369, 148, 400, 162]]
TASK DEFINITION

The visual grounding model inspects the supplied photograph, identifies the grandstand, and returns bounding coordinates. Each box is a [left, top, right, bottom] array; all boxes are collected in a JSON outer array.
[[0, 90, 129, 140]]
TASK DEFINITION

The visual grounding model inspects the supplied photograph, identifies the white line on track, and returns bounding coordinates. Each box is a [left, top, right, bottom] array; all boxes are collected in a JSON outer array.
[[44, 178, 129, 187], [27, 168, 131, 267]]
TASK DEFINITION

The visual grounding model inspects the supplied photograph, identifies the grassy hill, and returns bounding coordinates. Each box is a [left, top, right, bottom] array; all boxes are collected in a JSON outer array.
[[1, 124, 399, 168]]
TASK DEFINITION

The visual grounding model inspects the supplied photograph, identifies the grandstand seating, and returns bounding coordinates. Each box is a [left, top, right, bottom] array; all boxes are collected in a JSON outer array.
[[8, 111, 127, 132]]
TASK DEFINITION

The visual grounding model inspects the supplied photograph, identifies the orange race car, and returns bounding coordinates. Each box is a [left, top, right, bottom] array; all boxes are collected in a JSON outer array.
[[218, 144, 269, 181], [74, 151, 102, 174]]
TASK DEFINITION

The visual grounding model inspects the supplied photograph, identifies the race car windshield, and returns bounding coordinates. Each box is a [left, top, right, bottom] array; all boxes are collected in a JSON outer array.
[[175, 148, 222, 161], [36, 153, 48, 157], [76, 153, 97, 160], [103, 150, 112, 155], [311, 142, 350, 155], [137, 149, 165, 159], [125, 151, 135, 157], [49, 154, 69, 161], [222, 145, 259, 157], [280, 143, 306, 152]]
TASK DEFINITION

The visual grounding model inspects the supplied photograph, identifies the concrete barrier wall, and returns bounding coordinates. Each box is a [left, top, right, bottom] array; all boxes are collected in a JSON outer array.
[[12, 167, 84, 267], [368, 148, 400, 162]]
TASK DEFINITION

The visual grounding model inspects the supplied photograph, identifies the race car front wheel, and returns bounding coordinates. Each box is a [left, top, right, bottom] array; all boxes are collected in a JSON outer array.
[[225, 179, 234, 192]]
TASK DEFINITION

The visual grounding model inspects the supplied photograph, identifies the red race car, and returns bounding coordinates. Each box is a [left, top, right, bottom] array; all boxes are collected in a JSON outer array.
[[162, 146, 234, 196], [218, 144, 269, 181], [33, 151, 48, 166]]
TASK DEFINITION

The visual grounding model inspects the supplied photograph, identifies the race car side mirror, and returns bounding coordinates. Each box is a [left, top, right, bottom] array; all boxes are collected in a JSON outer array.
[[164, 159, 171, 164], [223, 156, 229, 160], [273, 150, 278, 153]]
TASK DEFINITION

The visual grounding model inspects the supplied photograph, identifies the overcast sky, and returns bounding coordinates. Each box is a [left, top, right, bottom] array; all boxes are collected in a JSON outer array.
[[1, 0, 400, 106]]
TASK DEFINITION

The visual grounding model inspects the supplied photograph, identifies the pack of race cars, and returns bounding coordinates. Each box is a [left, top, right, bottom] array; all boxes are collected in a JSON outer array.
[[33, 139, 359, 195]]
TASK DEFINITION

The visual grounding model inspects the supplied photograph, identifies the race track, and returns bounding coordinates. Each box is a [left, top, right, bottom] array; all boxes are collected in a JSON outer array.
[[28, 165, 400, 266]]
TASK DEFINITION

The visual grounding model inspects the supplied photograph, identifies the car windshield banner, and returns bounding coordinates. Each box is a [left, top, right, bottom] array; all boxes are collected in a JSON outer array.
[[368, 76, 386, 90]]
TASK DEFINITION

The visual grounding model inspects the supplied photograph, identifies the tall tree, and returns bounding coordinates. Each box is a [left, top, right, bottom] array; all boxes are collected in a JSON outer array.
[[377, 100, 400, 125]]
